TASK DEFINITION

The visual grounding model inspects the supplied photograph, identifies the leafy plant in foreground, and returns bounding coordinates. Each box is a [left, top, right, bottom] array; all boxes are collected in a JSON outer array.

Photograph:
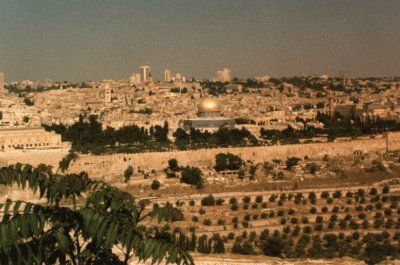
[[0, 154, 193, 265]]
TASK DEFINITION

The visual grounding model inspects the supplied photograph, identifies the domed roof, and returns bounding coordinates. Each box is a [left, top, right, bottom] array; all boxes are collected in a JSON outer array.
[[198, 98, 221, 113]]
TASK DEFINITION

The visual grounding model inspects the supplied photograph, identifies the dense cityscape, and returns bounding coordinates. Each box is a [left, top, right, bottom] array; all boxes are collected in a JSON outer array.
[[2, 1, 400, 265], [1, 67, 400, 264]]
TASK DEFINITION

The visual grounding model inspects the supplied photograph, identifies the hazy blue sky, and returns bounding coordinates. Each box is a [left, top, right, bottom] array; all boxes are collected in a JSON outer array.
[[1, 0, 400, 82]]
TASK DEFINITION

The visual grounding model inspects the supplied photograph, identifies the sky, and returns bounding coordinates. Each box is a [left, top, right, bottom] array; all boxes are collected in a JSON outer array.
[[0, 0, 400, 82]]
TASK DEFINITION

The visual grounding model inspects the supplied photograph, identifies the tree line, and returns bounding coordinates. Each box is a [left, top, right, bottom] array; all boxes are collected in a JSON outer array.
[[260, 111, 400, 144], [44, 115, 259, 154]]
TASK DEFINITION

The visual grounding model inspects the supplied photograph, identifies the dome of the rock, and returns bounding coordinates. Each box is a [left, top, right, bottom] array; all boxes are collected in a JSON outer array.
[[198, 98, 221, 113]]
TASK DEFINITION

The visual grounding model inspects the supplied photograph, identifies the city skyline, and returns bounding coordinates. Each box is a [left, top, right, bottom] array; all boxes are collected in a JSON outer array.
[[1, 0, 400, 82]]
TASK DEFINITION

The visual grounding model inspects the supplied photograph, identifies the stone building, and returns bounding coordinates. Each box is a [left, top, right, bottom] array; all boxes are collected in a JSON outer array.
[[0, 127, 62, 150]]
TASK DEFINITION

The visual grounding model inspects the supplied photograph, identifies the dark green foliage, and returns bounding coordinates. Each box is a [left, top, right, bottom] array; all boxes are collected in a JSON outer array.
[[229, 197, 237, 204], [124, 165, 134, 183], [260, 125, 301, 144], [333, 190, 342, 198], [0, 162, 193, 265], [363, 241, 390, 265], [23, 97, 34, 106], [306, 163, 318, 174], [197, 235, 211, 254], [44, 115, 169, 154], [168, 159, 179, 171], [249, 165, 257, 177], [258, 109, 400, 145], [214, 153, 243, 172], [211, 234, 225, 253], [303, 226, 312, 233], [235, 118, 256, 125], [203, 219, 212, 226], [201, 195, 216, 206], [173, 230, 196, 252], [269, 194, 276, 202], [242, 196, 251, 204], [382, 185, 390, 194], [216, 198, 225, 205], [137, 108, 153, 115], [262, 237, 284, 257], [231, 241, 256, 255], [308, 192, 316, 200], [180, 166, 203, 188], [151, 179, 161, 190], [286, 157, 301, 170], [174, 127, 258, 150], [321, 191, 330, 199]]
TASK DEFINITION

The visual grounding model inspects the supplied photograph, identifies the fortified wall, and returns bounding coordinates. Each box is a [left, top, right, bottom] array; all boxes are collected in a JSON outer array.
[[67, 132, 400, 180], [0, 148, 70, 168]]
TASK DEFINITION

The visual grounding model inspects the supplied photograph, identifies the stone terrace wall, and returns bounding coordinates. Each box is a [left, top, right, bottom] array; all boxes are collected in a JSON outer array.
[[389, 131, 400, 145], [67, 132, 400, 180]]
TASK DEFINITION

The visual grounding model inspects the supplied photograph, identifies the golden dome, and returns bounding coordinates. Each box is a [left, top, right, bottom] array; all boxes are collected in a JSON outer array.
[[198, 98, 221, 113]]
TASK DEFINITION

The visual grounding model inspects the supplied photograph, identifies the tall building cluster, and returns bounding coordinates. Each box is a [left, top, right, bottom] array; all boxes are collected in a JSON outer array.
[[130, 65, 151, 85], [129, 66, 231, 84]]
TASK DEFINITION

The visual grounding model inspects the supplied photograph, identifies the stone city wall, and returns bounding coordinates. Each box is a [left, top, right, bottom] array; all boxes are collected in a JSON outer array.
[[67, 132, 400, 180], [0, 148, 70, 168]]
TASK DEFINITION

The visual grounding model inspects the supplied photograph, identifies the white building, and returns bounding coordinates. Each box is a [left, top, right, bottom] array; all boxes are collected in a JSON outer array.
[[164, 69, 171, 82], [129, 73, 141, 84], [140, 66, 150, 82], [216, 68, 231, 82], [172, 73, 185, 83]]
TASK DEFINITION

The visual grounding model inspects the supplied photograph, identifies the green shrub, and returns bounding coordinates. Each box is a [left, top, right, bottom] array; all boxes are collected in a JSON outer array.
[[181, 166, 203, 188], [150, 179, 160, 190], [201, 195, 216, 206], [203, 219, 212, 225]]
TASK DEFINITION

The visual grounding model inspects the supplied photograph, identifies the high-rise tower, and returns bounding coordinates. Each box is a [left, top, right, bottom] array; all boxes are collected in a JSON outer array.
[[140, 66, 150, 82], [164, 69, 171, 82]]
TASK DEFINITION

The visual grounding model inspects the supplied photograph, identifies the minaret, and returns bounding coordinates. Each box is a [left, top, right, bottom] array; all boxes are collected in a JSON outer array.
[[104, 84, 111, 106]]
